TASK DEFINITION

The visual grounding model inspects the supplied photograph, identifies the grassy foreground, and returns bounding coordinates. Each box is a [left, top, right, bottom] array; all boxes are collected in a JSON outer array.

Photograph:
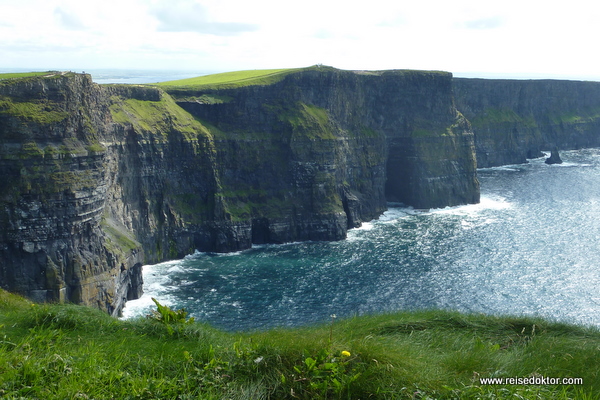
[[0, 290, 598, 399]]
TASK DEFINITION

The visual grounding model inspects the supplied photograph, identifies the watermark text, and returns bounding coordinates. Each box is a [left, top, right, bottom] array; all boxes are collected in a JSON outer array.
[[480, 376, 583, 385]]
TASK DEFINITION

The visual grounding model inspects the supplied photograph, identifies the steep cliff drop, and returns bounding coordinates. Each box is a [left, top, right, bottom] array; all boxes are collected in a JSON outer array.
[[171, 67, 480, 211], [0, 73, 144, 316], [0, 67, 480, 314], [453, 78, 600, 168]]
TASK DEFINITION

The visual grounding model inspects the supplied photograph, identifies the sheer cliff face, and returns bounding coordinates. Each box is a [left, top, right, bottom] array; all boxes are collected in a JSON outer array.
[[175, 68, 479, 211], [454, 78, 600, 167], [0, 73, 143, 315], [0, 68, 479, 313]]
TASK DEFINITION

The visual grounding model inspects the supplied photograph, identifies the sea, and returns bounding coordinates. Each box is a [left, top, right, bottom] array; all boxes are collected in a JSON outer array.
[[121, 149, 600, 331]]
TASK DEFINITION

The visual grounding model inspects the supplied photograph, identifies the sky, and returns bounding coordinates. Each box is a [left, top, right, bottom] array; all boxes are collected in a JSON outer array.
[[1, 0, 600, 80]]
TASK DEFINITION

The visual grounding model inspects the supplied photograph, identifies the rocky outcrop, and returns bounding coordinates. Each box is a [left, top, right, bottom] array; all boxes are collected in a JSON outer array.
[[0, 68, 479, 314], [454, 78, 600, 167], [545, 147, 563, 164]]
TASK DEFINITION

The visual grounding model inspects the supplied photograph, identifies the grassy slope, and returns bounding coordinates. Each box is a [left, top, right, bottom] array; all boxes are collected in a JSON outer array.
[[108, 91, 214, 142], [154, 68, 302, 90], [1, 289, 598, 399], [0, 72, 50, 80]]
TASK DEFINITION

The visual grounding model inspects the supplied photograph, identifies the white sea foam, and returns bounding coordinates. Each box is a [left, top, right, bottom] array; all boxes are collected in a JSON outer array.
[[120, 286, 177, 320], [167, 265, 185, 274], [120, 260, 183, 319], [477, 195, 513, 210], [184, 250, 206, 260], [355, 221, 374, 230], [213, 249, 248, 257], [479, 165, 524, 172], [120, 295, 158, 319], [550, 161, 584, 168], [429, 195, 512, 216], [378, 207, 412, 222]]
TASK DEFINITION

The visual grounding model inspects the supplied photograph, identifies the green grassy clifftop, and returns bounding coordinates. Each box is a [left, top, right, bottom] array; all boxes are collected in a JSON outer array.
[[156, 67, 301, 90], [0, 289, 598, 399]]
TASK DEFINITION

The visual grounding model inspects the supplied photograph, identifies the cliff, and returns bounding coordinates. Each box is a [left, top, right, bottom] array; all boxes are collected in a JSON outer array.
[[0, 67, 479, 314], [170, 67, 479, 211], [0, 73, 144, 315], [454, 78, 600, 167]]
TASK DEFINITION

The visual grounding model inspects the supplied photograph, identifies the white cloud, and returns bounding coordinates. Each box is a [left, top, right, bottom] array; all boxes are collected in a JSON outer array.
[[314, 29, 335, 40], [54, 7, 86, 30], [463, 16, 505, 30], [1, 0, 599, 80], [151, 0, 258, 35]]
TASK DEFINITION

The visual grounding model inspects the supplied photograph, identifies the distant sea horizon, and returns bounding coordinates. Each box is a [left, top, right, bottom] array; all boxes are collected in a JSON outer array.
[[0, 68, 223, 84], [2, 67, 600, 83]]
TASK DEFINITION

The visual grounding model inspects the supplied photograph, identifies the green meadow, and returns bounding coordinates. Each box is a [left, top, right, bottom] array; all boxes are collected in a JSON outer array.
[[154, 68, 300, 90], [0, 72, 51, 81], [1, 289, 598, 399]]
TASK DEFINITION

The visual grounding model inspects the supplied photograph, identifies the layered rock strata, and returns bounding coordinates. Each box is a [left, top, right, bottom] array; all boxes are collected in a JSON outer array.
[[0, 73, 143, 315], [454, 78, 600, 167], [0, 68, 479, 314], [174, 68, 480, 210]]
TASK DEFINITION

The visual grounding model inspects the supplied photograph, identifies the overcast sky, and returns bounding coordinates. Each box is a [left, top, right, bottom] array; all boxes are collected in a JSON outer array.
[[1, 0, 599, 80]]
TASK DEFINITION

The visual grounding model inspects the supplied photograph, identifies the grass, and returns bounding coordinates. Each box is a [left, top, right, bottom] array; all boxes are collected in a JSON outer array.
[[154, 68, 300, 90], [101, 218, 141, 255], [0, 96, 69, 125], [109, 92, 213, 142], [1, 289, 599, 399], [470, 108, 538, 129], [549, 106, 600, 125], [154, 66, 450, 92], [0, 72, 50, 81]]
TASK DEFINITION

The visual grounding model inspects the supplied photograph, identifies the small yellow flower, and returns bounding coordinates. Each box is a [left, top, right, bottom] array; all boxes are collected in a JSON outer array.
[[341, 350, 351, 357]]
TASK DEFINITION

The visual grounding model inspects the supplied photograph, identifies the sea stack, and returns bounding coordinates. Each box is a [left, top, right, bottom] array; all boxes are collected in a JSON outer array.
[[545, 147, 563, 164]]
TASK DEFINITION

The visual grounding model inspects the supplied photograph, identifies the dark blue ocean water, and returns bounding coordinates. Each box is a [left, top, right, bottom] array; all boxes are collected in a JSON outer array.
[[122, 149, 600, 331]]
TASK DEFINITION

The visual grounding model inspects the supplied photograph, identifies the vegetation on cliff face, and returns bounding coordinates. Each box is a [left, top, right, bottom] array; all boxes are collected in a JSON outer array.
[[108, 90, 215, 142], [549, 106, 600, 125], [454, 78, 600, 167], [0, 289, 598, 399], [0, 96, 70, 125], [101, 217, 141, 256], [470, 108, 538, 130]]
